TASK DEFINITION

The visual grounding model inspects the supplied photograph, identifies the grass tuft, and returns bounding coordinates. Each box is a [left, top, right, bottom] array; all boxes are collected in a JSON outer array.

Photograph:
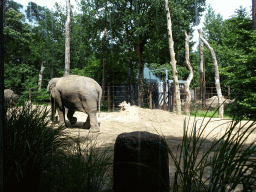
[[166, 112, 256, 191], [4, 105, 113, 191]]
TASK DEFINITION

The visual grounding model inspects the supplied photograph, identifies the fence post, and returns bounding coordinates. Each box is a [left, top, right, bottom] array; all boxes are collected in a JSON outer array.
[[148, 82, 152, 109], [112, 85, 115, 111], [228, 86, 230, 98], [29, 88, 32, 101], [194, 87, 197, 101], [168, 83, 171, 111], [171, 82, 176, 112], [163, 81, 167, 110], [202, 81, 206, 109], [108, 84, 111, 112]]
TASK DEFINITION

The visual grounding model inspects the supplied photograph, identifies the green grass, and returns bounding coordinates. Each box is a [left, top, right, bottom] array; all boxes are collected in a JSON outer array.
[[182, 109, 232, 119]]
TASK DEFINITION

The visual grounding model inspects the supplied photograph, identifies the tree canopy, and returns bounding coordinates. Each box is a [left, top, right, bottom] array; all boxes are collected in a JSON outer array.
[[6, 0, 256, 119]]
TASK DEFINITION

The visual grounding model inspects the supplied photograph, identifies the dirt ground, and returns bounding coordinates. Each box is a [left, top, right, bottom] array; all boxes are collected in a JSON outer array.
[[61, 102, 255, 147], [48, 103, 255, 191]]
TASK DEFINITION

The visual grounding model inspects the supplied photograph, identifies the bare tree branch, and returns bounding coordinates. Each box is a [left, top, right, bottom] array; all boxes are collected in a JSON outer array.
[[198, 29, 224, 118], [165, 0, 181, 115], [184, 30, 193, 116]]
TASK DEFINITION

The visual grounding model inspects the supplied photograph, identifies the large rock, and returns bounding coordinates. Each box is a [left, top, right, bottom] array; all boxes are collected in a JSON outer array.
[[113, 131, 169, 192], [4, 89, 19, 107]]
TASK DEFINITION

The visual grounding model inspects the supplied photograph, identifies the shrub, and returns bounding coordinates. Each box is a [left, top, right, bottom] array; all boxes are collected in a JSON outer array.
[[4, 105, 66, 191], [4, 105, 113, 191]]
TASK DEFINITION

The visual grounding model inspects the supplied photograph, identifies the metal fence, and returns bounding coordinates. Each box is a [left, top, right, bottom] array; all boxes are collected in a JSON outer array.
[[8, 82, 232, 111]]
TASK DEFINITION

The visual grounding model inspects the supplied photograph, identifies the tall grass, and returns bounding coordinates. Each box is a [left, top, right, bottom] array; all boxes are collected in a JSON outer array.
[[167, 114, 256, 191], [4, 105, 113, 191]]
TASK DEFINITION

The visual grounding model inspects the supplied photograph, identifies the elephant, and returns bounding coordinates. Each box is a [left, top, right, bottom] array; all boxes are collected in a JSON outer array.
[[4, 89, 19, 107], [47, 75, 102, 133]]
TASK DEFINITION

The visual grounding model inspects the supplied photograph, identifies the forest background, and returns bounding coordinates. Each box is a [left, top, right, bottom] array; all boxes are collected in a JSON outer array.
[[3, 0, 256, 118]]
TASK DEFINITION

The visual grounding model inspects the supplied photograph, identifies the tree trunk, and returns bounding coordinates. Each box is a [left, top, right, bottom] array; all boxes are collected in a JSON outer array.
[[199, 41, 206, 108], [184, 30, 194, 116], [198, 29, 224, 118], [135, 44, 144, 107], [165, 0, 181, 115], [253, 0, 256, 30], [102, 27, 108, 102], [64, 0, 71, 77], [199, 40, 204, 99], [38, 63, 45, 90]]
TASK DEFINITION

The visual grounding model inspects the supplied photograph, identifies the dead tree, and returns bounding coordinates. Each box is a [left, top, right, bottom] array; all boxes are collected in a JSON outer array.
[[198, 29, 224, 118], [64, 0, 71, 77], [38, 63, 45, 90], [184, 30, 194, 116], [165, 0, 181, 115], [199, 40, 206, 108]]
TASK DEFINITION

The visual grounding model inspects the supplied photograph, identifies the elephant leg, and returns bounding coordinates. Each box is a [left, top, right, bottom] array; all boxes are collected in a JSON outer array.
[[57, 107, 65, 126], [50, 98, 58, 123], [67, 110, 77, 125], [88, 113, 100, 133], [83, 115, 91, 129]]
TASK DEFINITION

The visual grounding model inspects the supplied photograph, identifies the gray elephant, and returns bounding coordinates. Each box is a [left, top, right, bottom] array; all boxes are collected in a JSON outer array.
[[47, 75, 102, 133], [4, 89, 19, 107]]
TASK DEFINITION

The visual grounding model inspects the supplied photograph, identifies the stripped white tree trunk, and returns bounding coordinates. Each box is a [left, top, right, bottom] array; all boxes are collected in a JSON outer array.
[[165, 0, 181, 115], [184, 30, 194, 116], [198, 29, 224, 118], [38, 63, 45, 90], [64, 0, 71, 77], [199, 40, 204, 97]]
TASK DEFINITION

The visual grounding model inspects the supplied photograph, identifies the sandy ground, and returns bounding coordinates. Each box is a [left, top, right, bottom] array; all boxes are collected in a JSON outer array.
[[48, 103, 255, 191], [61, 104, 255, 147]]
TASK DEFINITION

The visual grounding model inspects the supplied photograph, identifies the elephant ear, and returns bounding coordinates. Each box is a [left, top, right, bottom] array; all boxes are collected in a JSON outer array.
[[47, 78, 59, 93]]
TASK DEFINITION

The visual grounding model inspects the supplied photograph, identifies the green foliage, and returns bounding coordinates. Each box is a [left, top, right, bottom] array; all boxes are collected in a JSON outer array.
[[4, 105, 113, 191], [4, 105, 67, 190], [201, 6, 256, 119], [4, 63, 37, 88], [167, 115, 256, 191], [182, 109, 232, 119], [4, 7, 32, 65], [71, 56, 102, 82]]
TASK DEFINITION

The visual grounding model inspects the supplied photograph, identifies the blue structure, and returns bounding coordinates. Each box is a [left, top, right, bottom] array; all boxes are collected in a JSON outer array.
[[143, 65, 187, 106]]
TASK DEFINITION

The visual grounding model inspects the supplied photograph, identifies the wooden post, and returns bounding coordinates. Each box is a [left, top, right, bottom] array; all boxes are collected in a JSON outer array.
[[29, 88, 32, 101], [228, 86, 230, 98], [163, 81, 167, 110], [112, 85, 115, 111], [108, 84, 111, 112], [171, 82, 176, 112], [202, 81, 206, 109], [168, 83, 171, 111], [102, 58, 106, 102], [194, 87, 197, 101], [149, 82, 152, 109]]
